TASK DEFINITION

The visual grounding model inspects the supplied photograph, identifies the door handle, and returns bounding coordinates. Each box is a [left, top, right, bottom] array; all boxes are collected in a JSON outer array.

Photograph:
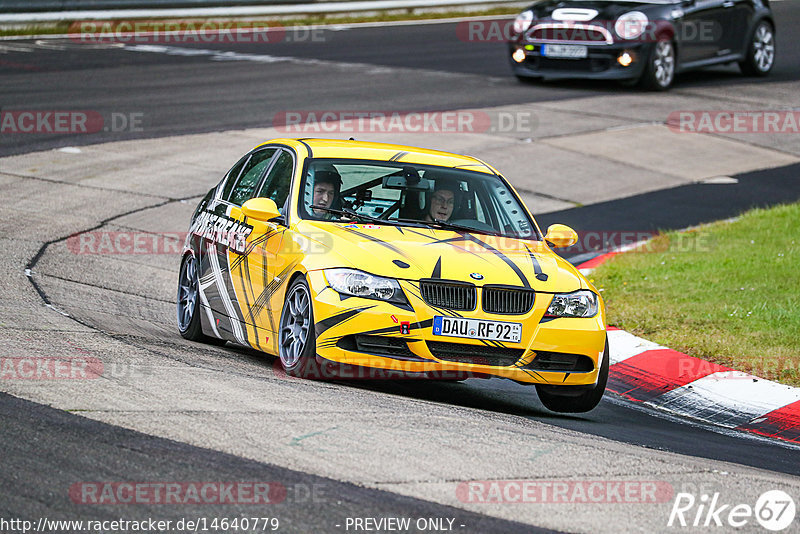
[[722, 0, 734, 7]]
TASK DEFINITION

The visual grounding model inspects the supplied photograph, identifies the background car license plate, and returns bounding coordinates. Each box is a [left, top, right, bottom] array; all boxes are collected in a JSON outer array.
[[433, 316, 522, 343], [542, 44, 588, 59]]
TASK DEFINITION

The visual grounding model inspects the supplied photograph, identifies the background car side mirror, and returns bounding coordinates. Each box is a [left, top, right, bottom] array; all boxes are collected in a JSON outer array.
[[241, 198, 282, 221], [545, 224, 578, 248]]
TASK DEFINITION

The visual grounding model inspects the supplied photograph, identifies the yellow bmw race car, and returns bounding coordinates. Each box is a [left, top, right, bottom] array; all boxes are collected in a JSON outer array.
[[177, 138, 608, 412]]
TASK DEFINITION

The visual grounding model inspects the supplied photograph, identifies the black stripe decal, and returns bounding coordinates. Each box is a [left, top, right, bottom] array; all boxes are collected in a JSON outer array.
[[431, 256, 442, 279], [462, 234, 530, 288], [358, 319, 434, 337], [343, 228, 411, 258], [315, 305, 375, 337], [524, 243, 548, 282]]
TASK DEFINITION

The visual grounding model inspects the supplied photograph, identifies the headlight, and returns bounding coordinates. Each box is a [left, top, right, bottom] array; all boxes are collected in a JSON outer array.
[[324, 268, 407, 304], [513, 11, 534, 34], [545, 290, 598, 318], [615, 11, 648, 40]]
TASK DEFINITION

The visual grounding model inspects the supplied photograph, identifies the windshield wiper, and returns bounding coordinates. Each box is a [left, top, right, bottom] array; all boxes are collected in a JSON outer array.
[[310, 205, 407, 226], [405, 218, 501, 237]]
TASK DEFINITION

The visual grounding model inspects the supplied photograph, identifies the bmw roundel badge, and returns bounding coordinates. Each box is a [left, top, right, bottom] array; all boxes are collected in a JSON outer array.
[[470, 273, 484, 280]]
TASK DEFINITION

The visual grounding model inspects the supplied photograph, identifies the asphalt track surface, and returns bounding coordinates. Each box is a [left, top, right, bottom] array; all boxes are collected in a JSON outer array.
[[2, 4, 800, 532], [0, 392, 549, 533]]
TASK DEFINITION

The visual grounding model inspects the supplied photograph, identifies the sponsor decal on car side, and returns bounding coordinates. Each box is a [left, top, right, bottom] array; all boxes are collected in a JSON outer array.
[[190, 211, 253, 254]]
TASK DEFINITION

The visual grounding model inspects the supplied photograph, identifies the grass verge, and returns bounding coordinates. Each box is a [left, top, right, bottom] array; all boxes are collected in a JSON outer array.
[[591, 202, 800, 387], [0, 7, 521, 37]]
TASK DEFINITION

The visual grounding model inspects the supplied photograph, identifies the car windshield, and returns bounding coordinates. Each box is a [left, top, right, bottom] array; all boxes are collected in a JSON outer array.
[[298, 159, 539, 240]]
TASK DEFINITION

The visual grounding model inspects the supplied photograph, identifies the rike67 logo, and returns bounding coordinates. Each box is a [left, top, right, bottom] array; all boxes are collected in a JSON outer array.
[[668, 490, 796, 531]]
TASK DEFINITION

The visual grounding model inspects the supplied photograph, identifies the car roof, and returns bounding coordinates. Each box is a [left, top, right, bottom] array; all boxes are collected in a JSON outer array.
[[258, 138, 498, 175]]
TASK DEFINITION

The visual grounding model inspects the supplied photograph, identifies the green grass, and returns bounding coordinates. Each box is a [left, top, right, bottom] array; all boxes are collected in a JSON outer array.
[[0, 7, 520, 37], [591, 202, 800, 386]]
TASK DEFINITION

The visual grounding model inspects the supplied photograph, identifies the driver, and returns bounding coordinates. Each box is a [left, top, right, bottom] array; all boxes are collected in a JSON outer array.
[[425, 180, 460, 222], [310, 165, 342, 219]]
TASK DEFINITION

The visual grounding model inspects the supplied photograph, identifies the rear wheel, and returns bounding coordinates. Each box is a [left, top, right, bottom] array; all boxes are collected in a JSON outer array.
[[641, 39, 675, 91], [739, 21, 775, 76], [535, 336, 609, 413], [177, 254, 225, 345], [279, 277, 323, 378]]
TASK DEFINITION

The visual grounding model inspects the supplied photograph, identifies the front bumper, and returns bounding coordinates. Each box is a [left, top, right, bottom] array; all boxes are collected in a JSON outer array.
[[508, 41, 652, 81], [307, 271, 606, 385]]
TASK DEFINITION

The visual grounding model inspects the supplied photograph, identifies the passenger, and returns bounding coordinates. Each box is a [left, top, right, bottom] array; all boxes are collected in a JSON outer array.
[[425, 180, 460, 222]]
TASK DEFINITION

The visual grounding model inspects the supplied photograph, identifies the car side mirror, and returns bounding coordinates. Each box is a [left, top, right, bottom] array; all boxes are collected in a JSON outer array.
[[241, 198, 282, 221], [545, 224, 578, 248]]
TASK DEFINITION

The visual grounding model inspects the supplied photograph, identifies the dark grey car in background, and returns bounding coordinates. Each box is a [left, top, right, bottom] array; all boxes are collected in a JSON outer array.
[[508, 0, 775, 89]]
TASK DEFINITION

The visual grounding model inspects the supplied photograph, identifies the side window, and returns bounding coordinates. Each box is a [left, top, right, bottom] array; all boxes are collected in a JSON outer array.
[[256, 150, 294, 209], [228, 148, 278, 206], [219, 155, 249, 202]]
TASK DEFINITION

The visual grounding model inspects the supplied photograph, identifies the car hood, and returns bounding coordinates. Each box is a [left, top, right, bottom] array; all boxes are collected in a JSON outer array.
[[527, 0, 672, 20], [295, 221, 585, 293]]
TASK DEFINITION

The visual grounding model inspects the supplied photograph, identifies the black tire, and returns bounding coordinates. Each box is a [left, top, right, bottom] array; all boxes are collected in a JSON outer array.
[[535, 336, 609, 413], [177, 254, 226, 345], [515, 74, 542, 85], [278, 276, 324, 379], [617, 77, 640, 88], [739, 20, 775, 76], [641, 38, 676, 91]]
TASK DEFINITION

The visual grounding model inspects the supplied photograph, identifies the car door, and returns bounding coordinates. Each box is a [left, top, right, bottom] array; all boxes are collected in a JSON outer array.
[[226, 148, 297, 354], [719, 0, 754, 56], [677, 0, 725, 64], [195, 146, 278, 345]]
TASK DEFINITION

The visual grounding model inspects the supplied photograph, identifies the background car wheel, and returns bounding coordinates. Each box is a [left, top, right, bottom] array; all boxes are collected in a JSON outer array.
[[739, 21, 775, 76], [279, 276, 323, 378], [641, 39, 675, 91], [617, 77, 640, 88], [535, 336, 609, 413], [515, 74, 542, 85], [177, 254, 226, 345]]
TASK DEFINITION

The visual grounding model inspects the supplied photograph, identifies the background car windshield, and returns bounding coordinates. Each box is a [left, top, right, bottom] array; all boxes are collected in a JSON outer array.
[[299, 159, 538, 239]]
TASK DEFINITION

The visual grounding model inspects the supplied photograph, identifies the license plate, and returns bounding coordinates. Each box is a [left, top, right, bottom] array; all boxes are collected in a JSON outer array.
[[541, 44, 588, 59], [433, 316, 522, 343]]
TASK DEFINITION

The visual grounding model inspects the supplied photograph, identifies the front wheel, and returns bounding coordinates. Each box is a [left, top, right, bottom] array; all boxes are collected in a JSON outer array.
[[535, 336, 609, 413], [641, 39, 676, 91], [278, 276, 323, 378], [739, 21, 775, 76]]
